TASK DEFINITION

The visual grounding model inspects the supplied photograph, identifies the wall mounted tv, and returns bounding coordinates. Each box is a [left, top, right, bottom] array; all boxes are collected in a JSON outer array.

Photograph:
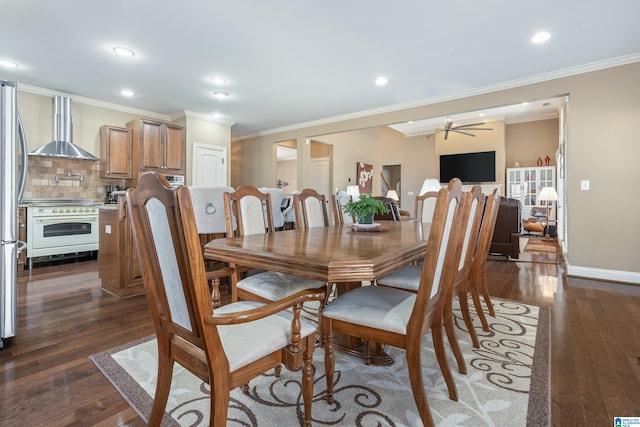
[[439, 151, 496, 183]]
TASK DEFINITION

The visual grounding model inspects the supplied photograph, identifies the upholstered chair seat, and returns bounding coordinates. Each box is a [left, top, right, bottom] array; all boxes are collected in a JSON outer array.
[[215, 300, 317, 371], [321, 286, 416, 334], [237, 272, 326, 302]]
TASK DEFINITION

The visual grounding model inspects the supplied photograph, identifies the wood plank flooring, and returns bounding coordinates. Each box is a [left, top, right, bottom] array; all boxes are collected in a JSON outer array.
[[1, 254, 639, 426]]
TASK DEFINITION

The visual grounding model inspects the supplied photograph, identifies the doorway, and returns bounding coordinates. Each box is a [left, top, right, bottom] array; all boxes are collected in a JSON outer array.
[[381, 164, 401, 203]]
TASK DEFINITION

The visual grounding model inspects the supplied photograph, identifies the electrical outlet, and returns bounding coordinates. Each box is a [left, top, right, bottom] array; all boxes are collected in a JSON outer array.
[[105, 225, 111, 234], [407, 191, 414, 196], [580, 180, 590, 190]]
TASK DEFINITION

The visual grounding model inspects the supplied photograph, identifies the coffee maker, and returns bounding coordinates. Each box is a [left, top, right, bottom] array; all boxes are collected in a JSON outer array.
[[105, 184, 121, 204]]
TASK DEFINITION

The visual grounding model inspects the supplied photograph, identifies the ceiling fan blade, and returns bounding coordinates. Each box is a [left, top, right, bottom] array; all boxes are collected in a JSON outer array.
[[444, 130, 449, 140], [457, 127, 493, 131], [452, 130, 476, 137], [453, 122, 486, 129]]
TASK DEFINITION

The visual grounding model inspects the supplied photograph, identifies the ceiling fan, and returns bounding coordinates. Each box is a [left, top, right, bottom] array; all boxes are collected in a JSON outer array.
[[437, 119, 493, 140]]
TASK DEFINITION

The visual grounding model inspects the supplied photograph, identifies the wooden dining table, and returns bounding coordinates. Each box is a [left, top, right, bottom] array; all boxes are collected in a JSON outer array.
[[204, 221, 429, 284], [204, 220, 430, 364]]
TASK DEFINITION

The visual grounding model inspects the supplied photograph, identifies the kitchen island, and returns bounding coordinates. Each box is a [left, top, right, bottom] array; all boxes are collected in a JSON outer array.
[[98, 201, 144, 298]]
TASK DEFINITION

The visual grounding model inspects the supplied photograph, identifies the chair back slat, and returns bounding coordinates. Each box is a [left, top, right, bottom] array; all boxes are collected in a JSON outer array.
[[331, 191, 354, 225], [414, 191, 439, 223], [127, 173, 212, 347], [458, 185, 485, 273], [294, 188, 329, 228], [410, 178, 468, 329], [225, 186, 275, 237]]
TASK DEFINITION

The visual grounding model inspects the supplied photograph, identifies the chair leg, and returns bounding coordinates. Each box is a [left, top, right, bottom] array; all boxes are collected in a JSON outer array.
[[302, 335, 315, 427], [149, 354, 174, 427], [443, 295, 467, 374], [478, 263, 495, 318], [323, 318, 335, 404], [431, 322, 458, 401], [210, 381, 231, 426], [458, 290, 480, 349], [406, 342, 436, 427], [470, 280, 490, 332], [210, 278, 221, 308]]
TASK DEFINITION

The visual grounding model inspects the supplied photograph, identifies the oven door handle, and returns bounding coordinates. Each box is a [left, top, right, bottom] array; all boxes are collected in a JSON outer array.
[[33, 217, 98, 224]]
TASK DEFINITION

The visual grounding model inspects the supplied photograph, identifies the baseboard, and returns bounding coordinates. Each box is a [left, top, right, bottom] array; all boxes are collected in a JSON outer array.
[[566, 264, 640, 285]]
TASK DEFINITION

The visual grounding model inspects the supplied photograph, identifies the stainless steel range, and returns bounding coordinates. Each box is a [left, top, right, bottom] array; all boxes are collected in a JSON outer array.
[[23, 199, 100, 269]]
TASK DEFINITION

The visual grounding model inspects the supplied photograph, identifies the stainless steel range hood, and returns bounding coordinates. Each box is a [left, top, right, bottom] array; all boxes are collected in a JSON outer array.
[[29, 96, 99, 161]]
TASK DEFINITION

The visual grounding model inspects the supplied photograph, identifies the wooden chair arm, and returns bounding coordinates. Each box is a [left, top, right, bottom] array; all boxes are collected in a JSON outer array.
[[205, 289, 325, 326]]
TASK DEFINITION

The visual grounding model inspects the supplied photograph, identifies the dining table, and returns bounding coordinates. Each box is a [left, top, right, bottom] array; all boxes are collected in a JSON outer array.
[[203, 220, 430, 364]]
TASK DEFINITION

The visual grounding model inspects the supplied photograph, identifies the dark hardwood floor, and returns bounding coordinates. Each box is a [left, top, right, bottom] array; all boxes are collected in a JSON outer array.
[[1, 251, 639, 426]]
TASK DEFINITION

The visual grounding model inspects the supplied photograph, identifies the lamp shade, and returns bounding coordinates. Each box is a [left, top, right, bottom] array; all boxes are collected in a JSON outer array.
[[538, 186, 558, 202], [346, 185, 360, 202], [386, 190, 399, 201], [420, 178, 441, 195]]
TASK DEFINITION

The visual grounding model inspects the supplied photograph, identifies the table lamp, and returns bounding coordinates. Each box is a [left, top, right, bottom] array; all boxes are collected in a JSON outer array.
[[419, 178, 441, 195], [538, 186, 558, 239], [386, 190, 399, 201]]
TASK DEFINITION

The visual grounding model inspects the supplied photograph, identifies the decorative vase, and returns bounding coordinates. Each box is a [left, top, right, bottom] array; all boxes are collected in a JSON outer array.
[[357, 213, 374, 224]]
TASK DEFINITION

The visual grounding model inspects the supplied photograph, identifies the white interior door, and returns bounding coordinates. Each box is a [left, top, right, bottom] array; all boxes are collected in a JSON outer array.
[[192, 142, 227, 186], [309, 157, 330, 198]]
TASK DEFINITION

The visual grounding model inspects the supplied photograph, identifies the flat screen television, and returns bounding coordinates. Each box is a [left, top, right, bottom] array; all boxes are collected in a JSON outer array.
[[439, 151, 496, 183]]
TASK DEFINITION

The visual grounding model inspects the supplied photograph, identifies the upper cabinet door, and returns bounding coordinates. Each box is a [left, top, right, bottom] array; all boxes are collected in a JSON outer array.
[[139, 120, 164, 171], [101, 125, 133, 179], [163, 124, 186, 174]]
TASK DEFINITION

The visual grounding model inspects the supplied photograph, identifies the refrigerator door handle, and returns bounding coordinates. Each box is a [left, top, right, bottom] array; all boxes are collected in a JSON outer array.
[[17, 113, 28, 203], [17, 240, 26, 254]]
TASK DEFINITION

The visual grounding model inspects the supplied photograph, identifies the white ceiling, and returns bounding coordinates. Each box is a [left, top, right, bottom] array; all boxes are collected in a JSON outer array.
[[1, 1, 639, 139]]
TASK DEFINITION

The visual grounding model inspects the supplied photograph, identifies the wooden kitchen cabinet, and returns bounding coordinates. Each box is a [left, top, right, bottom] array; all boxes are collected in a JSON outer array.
[[100, 125, 133, 179], [99, 204, 144, 298], [127, 119, 185, 175]]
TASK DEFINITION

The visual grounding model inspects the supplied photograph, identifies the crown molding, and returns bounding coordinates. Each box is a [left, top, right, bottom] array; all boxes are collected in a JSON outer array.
[[17, 83, 173, 121], [238, 53, 640, 140], [180, 110, 236, 127]]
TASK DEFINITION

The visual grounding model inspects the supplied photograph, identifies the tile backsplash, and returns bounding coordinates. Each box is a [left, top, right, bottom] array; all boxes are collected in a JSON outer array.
[[23, 156, 128, 202]]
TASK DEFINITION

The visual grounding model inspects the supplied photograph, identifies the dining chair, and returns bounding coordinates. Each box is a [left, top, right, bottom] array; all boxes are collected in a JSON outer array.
[[188, 186, 236, 307], [331, 190, 354, 225], [126, 172, 320, 427], [223, 185, 327, 306], [414, 191, 439, 223], [293, 188, 330, 228], [377, 185, 485, 354], [322, 178, 468, 427], [469, 189, 501, 329]]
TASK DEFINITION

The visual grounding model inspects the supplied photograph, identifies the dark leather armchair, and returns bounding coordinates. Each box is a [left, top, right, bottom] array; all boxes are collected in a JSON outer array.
[[489, 197, 521, 259]]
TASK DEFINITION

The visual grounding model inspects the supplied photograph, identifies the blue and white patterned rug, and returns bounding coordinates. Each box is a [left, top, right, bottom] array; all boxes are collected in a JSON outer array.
[[91, 297, 550, 426]]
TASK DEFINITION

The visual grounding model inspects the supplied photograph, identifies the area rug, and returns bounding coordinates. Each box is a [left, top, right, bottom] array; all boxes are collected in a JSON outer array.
[[91, 297, 550, 426], [525, 239, 557, 253]]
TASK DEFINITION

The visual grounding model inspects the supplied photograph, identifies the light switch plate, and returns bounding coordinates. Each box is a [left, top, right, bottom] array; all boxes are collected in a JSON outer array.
[[580, 180, 590, 190], [105, 225, 111, 234], [407, 191, 414, 196]]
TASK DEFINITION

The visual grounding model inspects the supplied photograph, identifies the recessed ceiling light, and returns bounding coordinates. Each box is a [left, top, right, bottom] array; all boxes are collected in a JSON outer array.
[[479, 113, 486, 117], [375, 76, 388, 86], [213, 91, 229, 99], [0, 59, 19, 69], [113, 47, 135, 57], [213, 113, 222, 119], [121, 89, 134, 97], [210, 76, 226, 85], [531, 31, 551, 44]]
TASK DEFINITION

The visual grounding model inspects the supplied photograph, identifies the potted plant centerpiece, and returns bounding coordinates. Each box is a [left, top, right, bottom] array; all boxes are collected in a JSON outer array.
[[342, 194, 389, 224]]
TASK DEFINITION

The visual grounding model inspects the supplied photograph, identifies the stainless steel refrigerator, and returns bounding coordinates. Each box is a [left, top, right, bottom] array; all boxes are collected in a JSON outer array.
[[1, 80, 28, 347]]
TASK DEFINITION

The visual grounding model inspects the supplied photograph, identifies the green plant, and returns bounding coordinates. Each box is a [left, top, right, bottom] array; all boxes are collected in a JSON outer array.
[[342, 194, 389, 223]]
